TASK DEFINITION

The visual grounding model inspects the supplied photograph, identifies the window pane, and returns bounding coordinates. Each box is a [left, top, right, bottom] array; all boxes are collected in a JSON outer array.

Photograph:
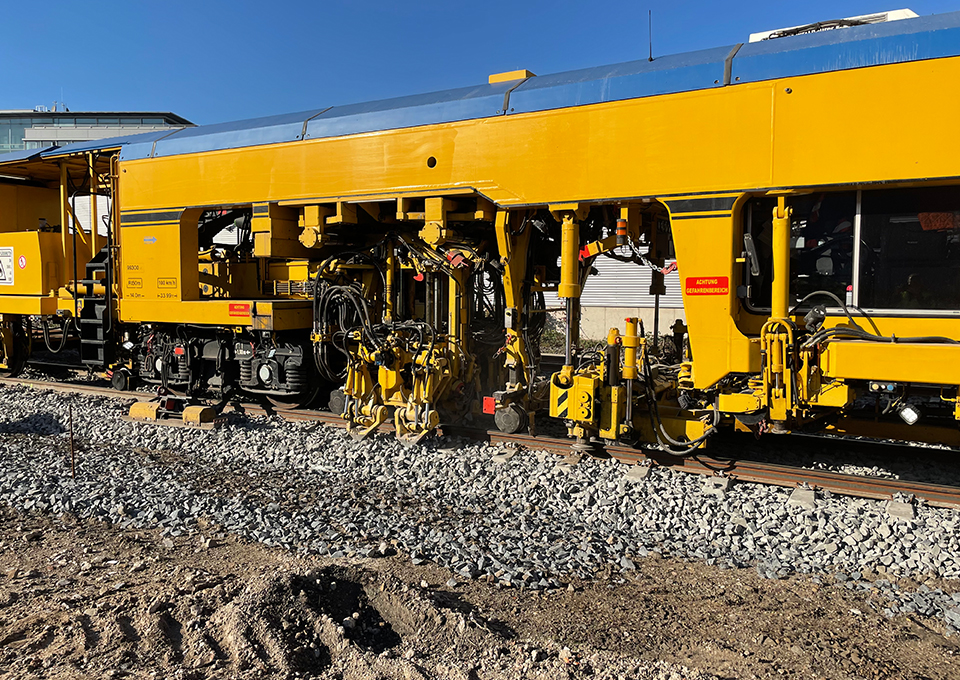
[[97, 118, 120, 125], [745, 192, 857, 309], [141, 117, 164, 125], [858, 186, 960, 310], [0, 121, 27, 151]]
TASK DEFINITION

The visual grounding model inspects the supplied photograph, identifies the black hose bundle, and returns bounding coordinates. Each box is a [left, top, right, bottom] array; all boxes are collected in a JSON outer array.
[[41, 316, 70, 354], [792, 290, 959, 349], [640, 350, 719, 456], [470, 264, 507, 347], [314, 282, 381, 382]]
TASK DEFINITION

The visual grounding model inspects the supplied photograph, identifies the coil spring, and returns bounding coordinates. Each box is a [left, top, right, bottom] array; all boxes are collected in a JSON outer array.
[[285, 363, 305, 391], [177, 355, 190, 382], [139, 354, 155, 379], [239, 361, 253, 385]]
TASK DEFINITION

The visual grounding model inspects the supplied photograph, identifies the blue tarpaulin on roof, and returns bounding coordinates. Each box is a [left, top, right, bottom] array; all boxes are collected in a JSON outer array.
[[731, 10, 960, 83], [508, 45, 732, 115]]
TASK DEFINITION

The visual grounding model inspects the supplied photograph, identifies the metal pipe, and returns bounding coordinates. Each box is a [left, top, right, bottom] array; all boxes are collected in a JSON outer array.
[[606, 327, 621, 386], [448, 271, 459, 343], [89, 154, 99, 255], [424, 273, 433, 327], [616, 218, 628, 246], [622, 317, 639, 380], [435, 274, 444, 331], [653, 293, 660, 353], [458, 270, 469, 343], [59, 162, 69, 265], [69, 402, 76, 478]]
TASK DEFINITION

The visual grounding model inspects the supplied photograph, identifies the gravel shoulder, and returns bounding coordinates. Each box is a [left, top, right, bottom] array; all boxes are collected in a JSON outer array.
[[2, 509, 959, 679], [1, 384, 960, 679]]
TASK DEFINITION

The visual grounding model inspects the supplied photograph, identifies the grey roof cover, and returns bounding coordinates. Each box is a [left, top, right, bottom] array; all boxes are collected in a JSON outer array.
[[0, 146, 59, 164]]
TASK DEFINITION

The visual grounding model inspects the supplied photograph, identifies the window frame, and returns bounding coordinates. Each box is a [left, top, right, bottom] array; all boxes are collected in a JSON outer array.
[[743, 186, 960, 318]]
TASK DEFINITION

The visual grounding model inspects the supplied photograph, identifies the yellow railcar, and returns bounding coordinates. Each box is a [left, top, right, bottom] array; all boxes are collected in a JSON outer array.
[[1, 11, 960, 447]]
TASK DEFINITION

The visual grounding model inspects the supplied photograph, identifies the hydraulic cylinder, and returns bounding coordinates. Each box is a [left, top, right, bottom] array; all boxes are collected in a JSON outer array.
[[772, 197, 792, 320], [558, 212, 581, 367]]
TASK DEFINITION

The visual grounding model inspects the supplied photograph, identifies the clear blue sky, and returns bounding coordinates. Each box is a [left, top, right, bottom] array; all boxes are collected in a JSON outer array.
[[6, 1, 959, 124]]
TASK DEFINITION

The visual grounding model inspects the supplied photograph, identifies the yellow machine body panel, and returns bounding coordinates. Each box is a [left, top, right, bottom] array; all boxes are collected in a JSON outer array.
[[820, 342, 960, 385], [0, 184, 60, 234], [0, 231, 86, 315], [119, 215, 197, 304], [119, 57, 960, 209], [116, 56, 960, 388], [116, 299, 311, 330], [0, 231, 64, 296], [668, 211, 755, 387]]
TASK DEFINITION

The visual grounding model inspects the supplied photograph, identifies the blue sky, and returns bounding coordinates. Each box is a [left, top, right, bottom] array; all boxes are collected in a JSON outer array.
[[7, 1, 959, 124]]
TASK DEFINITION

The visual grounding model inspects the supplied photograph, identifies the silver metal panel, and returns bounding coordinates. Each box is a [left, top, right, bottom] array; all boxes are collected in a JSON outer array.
[[543, 253, 683, 309]]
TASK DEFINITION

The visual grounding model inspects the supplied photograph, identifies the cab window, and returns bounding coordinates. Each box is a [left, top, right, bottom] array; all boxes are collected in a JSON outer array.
[[744, 192, 857, 310], [858, 186, 960, 311]]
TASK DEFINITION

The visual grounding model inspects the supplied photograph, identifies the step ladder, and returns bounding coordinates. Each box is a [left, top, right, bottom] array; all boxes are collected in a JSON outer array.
[[77, 246, 113, 368]]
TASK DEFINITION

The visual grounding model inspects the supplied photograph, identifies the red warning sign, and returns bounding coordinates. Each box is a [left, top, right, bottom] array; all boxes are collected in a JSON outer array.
[[685, 276, 729, 296], [228, 303, 251, 317]]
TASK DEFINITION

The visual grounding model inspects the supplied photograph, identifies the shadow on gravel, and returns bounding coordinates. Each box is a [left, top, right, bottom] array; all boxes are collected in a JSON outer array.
[[0, 412, 64, 436]]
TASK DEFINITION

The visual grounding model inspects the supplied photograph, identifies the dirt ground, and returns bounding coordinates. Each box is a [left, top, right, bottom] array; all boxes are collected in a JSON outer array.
[[0, 505, 958, 680]]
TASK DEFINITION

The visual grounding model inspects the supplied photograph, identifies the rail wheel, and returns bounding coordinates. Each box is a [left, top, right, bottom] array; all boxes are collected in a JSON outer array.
[[266, 385, 320, 410], [494, 402, 528, 434], [110, 368, 135, 391], [0, 315, 30, 377]]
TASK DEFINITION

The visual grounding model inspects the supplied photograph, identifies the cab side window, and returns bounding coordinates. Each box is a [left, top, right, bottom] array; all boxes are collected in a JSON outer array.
[[744, 192, 857, 309], [858, 186, 960, 311]]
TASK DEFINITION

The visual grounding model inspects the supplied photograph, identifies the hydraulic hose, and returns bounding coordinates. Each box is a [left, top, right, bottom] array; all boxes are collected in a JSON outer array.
[[41, 316, 70, 354], [790, 290, 959, 348], [640, 350, 718, 455]]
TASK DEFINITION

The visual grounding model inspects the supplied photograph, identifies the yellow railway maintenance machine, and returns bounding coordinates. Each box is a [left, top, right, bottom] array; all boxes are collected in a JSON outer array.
[[2, 11, 960, 450]]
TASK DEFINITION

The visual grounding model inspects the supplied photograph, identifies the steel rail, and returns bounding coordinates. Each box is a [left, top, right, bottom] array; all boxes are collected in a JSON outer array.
[[467, 430, 960, 509], [3, 376, 960, 509]]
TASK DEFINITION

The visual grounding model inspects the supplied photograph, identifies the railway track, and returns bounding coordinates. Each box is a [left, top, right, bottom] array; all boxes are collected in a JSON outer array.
[[3, 375, 960, 509]]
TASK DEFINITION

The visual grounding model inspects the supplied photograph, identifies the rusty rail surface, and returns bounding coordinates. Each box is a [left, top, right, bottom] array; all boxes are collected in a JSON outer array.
[[4, 376, 960, 509]]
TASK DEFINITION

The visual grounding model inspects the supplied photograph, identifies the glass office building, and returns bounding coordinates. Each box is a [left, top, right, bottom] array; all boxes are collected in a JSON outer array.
[[0, 110, 192, 154]]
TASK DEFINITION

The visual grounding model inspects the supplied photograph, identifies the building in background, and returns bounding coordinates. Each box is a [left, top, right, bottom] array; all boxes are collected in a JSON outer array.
[[577, 256, 683, 338], [0, 110, 191, 155], [0, 109, 192, 236], [544, 256, 684, 341]]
